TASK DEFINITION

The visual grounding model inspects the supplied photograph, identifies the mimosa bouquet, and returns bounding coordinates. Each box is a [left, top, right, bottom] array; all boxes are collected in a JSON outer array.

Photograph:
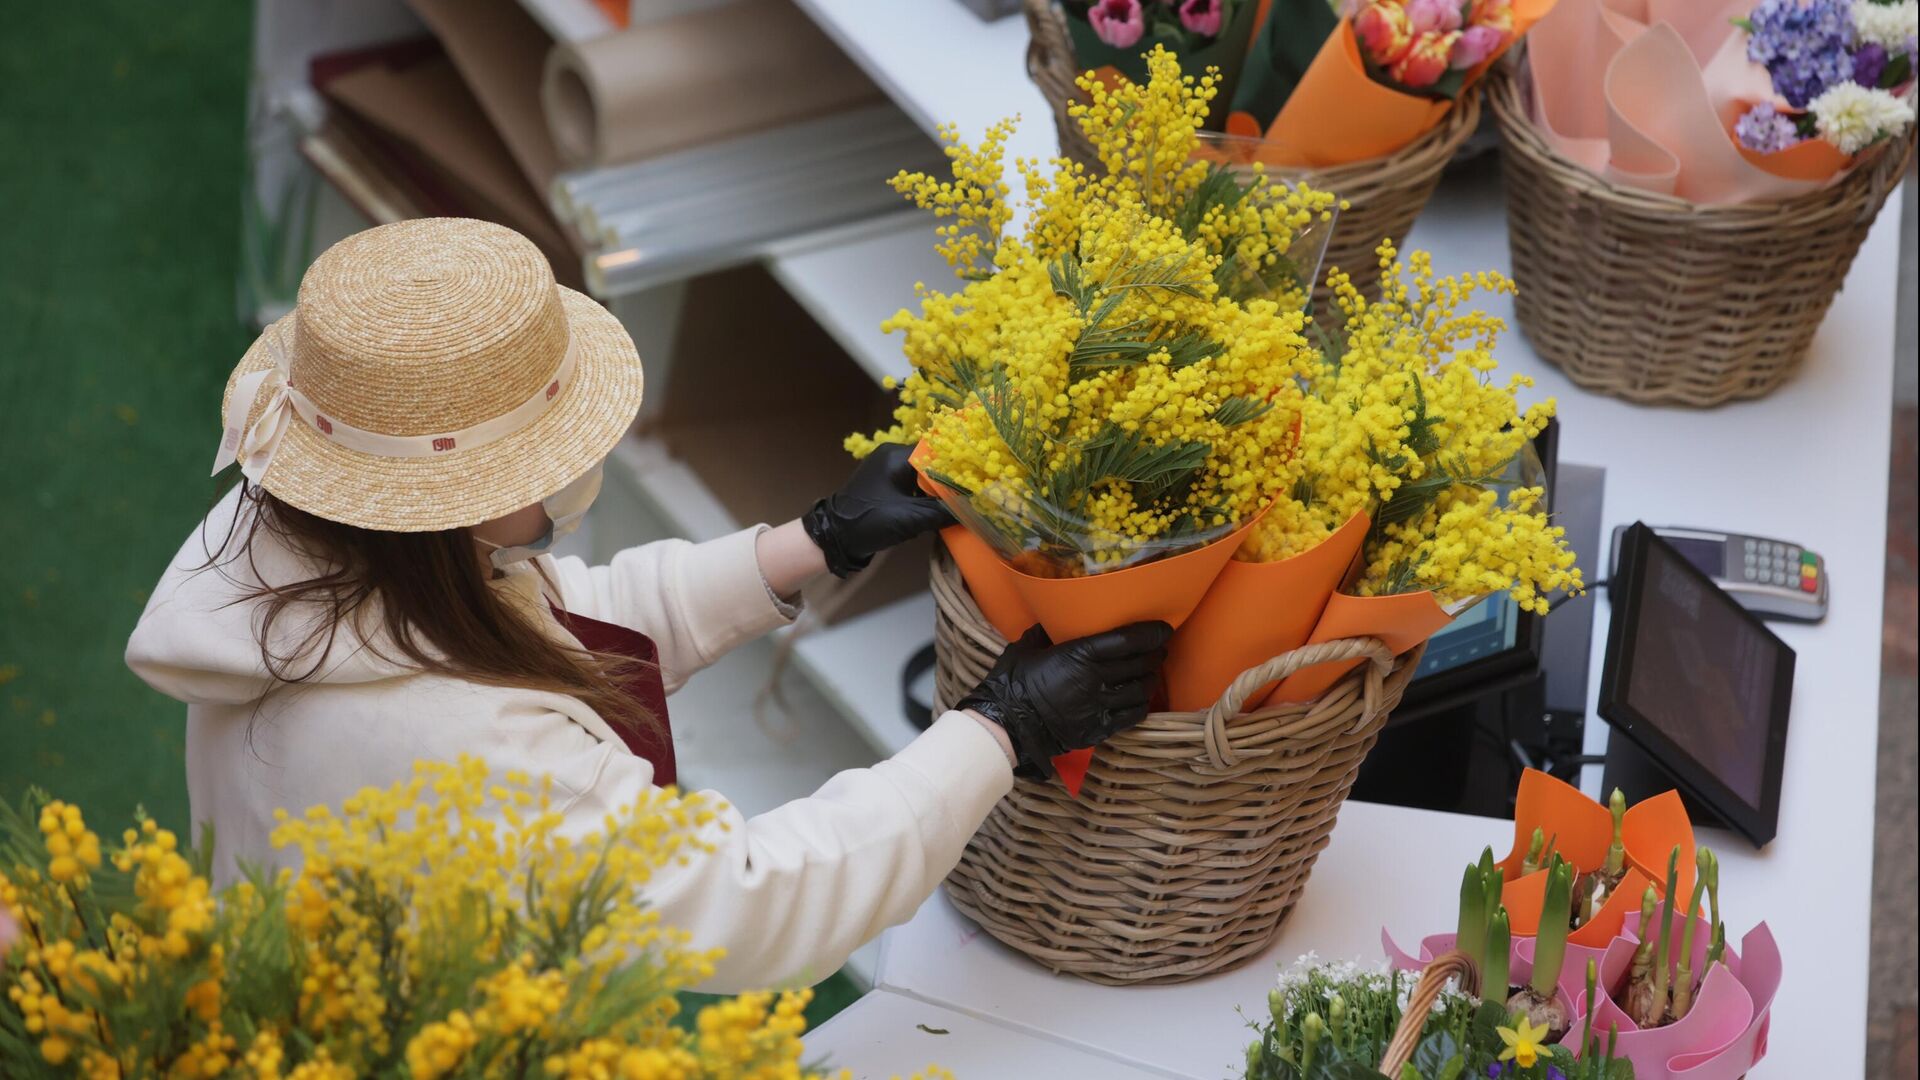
[[1384, 771, 1780, 1078], [853, 47, 1580, 792], [0, 761, 930, 1080]]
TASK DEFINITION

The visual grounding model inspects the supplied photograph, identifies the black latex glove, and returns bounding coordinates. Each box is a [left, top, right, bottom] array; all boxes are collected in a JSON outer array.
[[803, 443, 956, 578], [956, 621, 1174, 781]]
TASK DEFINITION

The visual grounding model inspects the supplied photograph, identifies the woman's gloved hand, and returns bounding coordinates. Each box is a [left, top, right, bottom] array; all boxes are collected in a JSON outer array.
[[956, 622, 1174, 780], [803, 443, 957, 578]]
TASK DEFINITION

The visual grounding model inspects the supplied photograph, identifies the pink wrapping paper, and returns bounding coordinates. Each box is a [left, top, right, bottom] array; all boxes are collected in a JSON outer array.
[[1525, 0, 1847, 202]]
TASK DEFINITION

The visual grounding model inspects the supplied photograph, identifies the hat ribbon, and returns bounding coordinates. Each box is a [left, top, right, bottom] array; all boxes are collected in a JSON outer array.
[[211, 329, 582, 481]]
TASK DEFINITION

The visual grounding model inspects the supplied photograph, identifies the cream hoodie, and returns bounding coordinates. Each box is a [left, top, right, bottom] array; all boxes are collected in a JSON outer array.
[[126, 487, 1012, 991]]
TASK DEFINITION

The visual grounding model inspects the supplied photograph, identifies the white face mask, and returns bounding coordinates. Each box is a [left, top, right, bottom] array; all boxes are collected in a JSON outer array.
[[478, 463, 604, 570]]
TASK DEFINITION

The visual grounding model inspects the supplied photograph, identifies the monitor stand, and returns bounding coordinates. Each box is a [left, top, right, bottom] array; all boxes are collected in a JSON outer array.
[[1599, 736, 1731, 831]]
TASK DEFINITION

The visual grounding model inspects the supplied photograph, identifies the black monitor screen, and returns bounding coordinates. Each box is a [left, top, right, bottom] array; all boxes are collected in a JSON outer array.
[[1599, 524, 1793, 846], [1622, 545, 1776, 806]]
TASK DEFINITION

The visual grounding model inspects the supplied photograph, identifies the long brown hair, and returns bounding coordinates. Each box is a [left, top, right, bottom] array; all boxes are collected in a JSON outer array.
[[205, 481, 653, 734]]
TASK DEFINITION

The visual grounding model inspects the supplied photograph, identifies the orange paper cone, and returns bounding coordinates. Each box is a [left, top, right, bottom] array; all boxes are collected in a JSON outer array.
[[1266, 588, 1453, 703], [1261, 22, 1451, 168], [1622, 788, 1697, 904], [1162, 512, 1369, 712], [939, 527, 1038, 641], [1503, 863, 1653, 946], [1497, 770, 1696, 939]]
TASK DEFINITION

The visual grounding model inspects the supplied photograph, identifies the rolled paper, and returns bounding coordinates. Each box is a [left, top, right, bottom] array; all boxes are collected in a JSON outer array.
[[1620, 788, 1696, 906], [541, 0, 881, 170], [1263, 587, 1452, 704], [1161, 511, 1368, 712]]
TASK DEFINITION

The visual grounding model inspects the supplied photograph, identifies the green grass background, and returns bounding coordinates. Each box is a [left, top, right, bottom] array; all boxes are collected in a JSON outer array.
[[0, 0, 860, 1026], [1, 0, 250, 829]]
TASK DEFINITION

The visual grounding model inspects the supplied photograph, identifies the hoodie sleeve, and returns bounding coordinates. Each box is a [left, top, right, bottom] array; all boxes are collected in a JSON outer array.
[[545, 527, 795, 692], [505, 705, 1012, 992]]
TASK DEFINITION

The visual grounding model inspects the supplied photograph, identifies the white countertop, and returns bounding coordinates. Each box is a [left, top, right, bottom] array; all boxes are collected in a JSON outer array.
[[786, 2, 1907, 1077]]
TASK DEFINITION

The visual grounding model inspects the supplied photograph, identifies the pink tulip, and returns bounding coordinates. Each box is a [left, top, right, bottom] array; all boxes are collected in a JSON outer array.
[[1179, 0, 1224, 36], [1391, 29, 1460, 87], [1449, 23, 1506, 68], [1355, 2, 1417, 66], [1406, 0, 1463, 34], [1089, 0, 1146, 48]]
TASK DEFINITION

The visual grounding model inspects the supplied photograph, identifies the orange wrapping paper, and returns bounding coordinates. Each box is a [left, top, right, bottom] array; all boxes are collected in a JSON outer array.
[[1162, 511, 1369, 712], [1266, 587, 1454, 703], [1234, 0, 1552, 168], [1496, 769, 1698, 944], [939, 526, 1038, 640]]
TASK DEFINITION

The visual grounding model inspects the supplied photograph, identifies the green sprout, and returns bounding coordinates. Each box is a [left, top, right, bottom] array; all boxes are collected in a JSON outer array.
[[1649, 845, 1681, 1023], [1522, 827, 1547, 875], [1699, 847, 1725, 967], [1300, 1011, 1325, 1073], [1458, 859, 1488, 964], [1672, 851, 1713, 1019], [1603, 789, 1627, 879], [1580, 959, 1599, 1057], [1485, 907, 1511, 998], [1508, 855, 1575, 1037]]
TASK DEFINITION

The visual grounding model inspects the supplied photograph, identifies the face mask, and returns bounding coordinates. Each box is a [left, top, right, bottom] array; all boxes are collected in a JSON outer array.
[[479, 463, 604, 570]]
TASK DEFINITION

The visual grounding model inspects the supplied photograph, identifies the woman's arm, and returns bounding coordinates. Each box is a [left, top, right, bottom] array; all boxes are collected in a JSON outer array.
[[752, 519, 827, 602]]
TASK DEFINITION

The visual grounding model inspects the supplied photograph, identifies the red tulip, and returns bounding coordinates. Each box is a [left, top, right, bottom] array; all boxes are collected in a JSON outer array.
[[1088, 0, 1146, 47], [1354, 2, 1417, 67], [1391, 29, 1460, 88]]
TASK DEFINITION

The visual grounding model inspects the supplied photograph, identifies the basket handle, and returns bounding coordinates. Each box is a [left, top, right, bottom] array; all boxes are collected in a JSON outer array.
[[1023, 0, 1073, 80], [1200, 636, 1397, 770], [1376, 950, 1482, 1077]]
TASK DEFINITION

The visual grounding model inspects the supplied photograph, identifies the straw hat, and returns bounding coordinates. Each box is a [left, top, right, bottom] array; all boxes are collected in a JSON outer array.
[[214, 218, 643, 532]]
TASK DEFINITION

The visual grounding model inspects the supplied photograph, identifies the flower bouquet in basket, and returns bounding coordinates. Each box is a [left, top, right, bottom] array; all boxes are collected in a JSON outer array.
[[1491, 0, 1917, 404], [851, 47, 1582, 797], [1059, 0, 1265, 122], [1380, 771, 1780, 1078], [1243, 952, 1637, 1077]]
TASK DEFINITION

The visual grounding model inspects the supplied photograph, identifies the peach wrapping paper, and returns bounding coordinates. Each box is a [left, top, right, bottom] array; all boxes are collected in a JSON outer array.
[[1525, 0, 1852, 202]]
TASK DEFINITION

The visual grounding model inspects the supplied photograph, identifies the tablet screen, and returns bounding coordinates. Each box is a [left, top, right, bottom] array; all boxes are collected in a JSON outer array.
[[1623, 545, 1775, 806], [1599, 523, 1794, 847]]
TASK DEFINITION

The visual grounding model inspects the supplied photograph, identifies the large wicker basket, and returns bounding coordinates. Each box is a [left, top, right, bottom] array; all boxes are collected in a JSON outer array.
[[1022, 0, 1482, 302], [932, 546, 1424, 984], [1490, 65, 1916, 407]]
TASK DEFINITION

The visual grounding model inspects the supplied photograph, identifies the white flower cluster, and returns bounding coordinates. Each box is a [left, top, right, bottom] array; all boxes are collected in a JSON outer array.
[[1810, 81, 1918, 152], [1273, 952, 1468, 1017], [1852, 0, 1918, 50]]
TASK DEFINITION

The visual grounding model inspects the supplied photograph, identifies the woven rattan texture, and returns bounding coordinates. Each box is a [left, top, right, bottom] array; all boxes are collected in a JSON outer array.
[[1489, 68, 1915, 407], [1021, 0, 1481, 304], [931, 546, 1422, 984]]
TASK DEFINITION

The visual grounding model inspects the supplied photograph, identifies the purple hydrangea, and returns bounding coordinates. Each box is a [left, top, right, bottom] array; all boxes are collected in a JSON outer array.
[[1854, 41, 1889, 86], [1745, 0, 1856, 107], [1736, 101, 1806, 151]]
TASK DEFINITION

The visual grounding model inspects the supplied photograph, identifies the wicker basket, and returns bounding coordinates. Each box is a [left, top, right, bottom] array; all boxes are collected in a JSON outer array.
[[932, 546, 1424, 984], [1022, 0, 1483, 302], [1490, 66, 1916, 407]]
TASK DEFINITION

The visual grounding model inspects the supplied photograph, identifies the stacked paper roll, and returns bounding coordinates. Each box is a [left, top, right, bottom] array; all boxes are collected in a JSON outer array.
[[542, 0, 884, 170]]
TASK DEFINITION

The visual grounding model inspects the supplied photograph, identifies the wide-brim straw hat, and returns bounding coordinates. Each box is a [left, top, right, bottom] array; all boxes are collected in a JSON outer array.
[[216, 218, 643, 532]]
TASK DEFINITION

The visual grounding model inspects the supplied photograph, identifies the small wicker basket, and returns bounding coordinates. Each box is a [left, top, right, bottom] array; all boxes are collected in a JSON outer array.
[[1376, 951, 1481, 1075], [933, 546, 1424, 985], [1489, 64, 1916, 407], [1022, 0, 1482, 302]]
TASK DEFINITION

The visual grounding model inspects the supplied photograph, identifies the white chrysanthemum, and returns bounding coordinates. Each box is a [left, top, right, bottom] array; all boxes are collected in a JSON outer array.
[[1852, 0, 1918, 50], [1810, 82, 1916, 153]]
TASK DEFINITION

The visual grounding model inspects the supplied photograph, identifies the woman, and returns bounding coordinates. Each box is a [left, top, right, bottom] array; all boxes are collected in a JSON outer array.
[[126, 219, 1168, 991]]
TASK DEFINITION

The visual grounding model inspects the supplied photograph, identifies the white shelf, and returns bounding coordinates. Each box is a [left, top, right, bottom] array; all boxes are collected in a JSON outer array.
[[604, 434, 935, 762], [516, 0, 613, 43], [764, 212, 954, 387], [788, 590, 933, 758]]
